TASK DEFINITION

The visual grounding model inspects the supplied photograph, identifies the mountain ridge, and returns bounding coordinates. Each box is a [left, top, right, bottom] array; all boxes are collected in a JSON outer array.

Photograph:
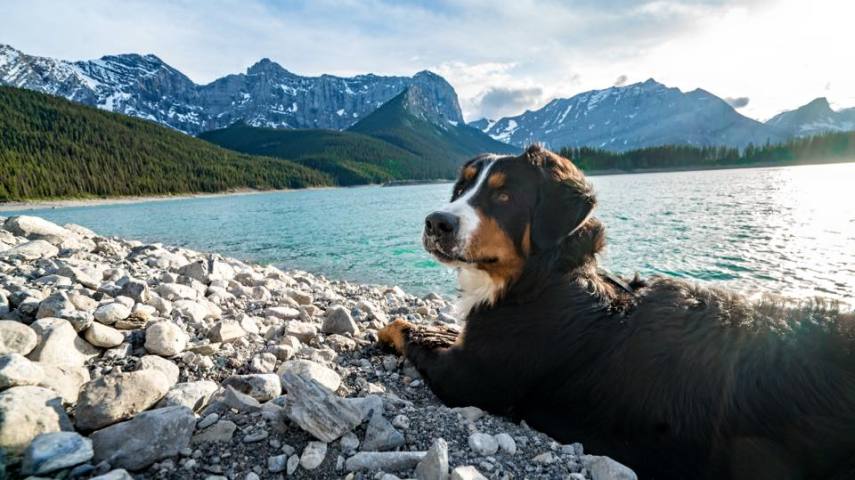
[[765, 97, 855, 137]]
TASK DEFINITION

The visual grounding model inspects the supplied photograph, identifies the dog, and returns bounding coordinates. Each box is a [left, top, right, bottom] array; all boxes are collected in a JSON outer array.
[[378, 144, 855, 479]]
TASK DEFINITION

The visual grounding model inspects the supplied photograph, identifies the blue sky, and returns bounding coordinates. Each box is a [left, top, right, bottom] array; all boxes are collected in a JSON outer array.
[[2, 0, 852, 121]]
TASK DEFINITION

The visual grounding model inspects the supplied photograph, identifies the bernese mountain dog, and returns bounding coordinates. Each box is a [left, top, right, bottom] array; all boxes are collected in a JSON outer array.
[[378, 145, 855, 479]]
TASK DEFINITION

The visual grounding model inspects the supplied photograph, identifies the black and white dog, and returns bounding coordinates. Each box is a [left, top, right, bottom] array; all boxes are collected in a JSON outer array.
[[379, 144, 855, 480]]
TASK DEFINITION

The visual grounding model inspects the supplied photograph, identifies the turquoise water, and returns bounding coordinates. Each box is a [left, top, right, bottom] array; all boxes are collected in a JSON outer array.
[[11, 163, 855, 304]]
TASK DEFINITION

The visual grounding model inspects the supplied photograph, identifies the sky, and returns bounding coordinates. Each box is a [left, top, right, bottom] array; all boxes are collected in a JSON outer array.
[[2, 0, 853, 122]]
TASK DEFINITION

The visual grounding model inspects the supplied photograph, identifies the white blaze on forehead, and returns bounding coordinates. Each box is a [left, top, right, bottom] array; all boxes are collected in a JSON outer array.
[[440, 158, 497, 254]]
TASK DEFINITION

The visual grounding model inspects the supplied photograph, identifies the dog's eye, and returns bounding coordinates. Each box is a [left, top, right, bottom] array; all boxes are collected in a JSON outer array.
[[495, 192, 510, 203]]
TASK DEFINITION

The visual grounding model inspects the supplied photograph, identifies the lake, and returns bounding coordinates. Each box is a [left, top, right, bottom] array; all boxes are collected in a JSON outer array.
[[11, 163, 855, 305]]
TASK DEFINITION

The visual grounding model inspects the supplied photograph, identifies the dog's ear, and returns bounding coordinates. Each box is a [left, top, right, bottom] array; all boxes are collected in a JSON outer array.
[[527, 146, 596, 251]]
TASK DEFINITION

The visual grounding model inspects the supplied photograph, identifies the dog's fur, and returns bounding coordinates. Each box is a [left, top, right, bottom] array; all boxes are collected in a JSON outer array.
[[379, 145, 855, 479]]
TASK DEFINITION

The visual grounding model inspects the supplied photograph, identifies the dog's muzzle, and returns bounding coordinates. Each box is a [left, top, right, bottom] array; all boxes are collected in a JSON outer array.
[[423, 211, 461, 262]]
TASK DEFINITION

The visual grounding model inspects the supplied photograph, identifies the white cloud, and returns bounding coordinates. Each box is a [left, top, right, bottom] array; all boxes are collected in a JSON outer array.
[[0, 0, 852, 121]]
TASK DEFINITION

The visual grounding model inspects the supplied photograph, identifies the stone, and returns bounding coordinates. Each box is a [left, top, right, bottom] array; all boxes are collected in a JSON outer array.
[[279, 359, 341, 392], [268, 454, 288, 473], [145, 321, 188, 357], [68, 292, 99, 311], [450, 466, 488, 480], [94, 303, 131, 325], [37, 364, 90, 405], [264, 306, 301, 320], [340, 432, 360, 453], [21, 431, 93, 475], [0, 386, 72, 455], [362, 412, 405, 451], [243, 430, 268, 443], [0, 320, 38, 355], [28, 317, 99, 368], [57, 264, 101, 289], [392, 414, 410, 429], [453, 406, 484, 422], [322, 305, 359, 335], [157, 282, 199, 300], [1, 240, 59, 260], [582, 455, 639, 480], [287, 453, 300, 474], [468, 433, 498, 456], [532, 452, 556, 464], [300, 441, 328, 470], [495, 433, 517, 455], [120, 278, 151, 303], [5, 216, 68, 238], [209, 319, 245, 343], [416, 438, 449, 480], [197, 412, 219, 429], [222, 374, 281, 402], [74, 369, 170, 430], [345, 452, 427, 472], [91, 405, 195, 471], [222, 385, 262, 412], [139, 355, 180, 386], [250, 352, 277, 373], [172, 299, 209, 324], [192, 420, 237, 444], [91, 469, 134, 480], [280, 372, 363, 443], [84, 322, 125, 348], [178, 260, 209, 283], [36, 291, 76, 320], [157, 381, 219, 411], [283, 321, 317, 342], [0, 352, 44, 388]]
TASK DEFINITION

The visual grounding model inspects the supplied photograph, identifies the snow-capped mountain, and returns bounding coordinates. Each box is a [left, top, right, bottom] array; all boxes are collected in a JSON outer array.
[[765, 97, 855, 138], [483, 79, 785, 151], [0, 44, 463, 134]]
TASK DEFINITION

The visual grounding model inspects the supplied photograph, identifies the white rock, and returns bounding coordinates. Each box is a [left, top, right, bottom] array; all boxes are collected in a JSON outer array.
[[345, 452, 427, 472], [5, 216, 69, 238], [21, 431, 93, 475], [84, 323, 125, 348], [468, 432, 498, 456], [250, 352, 277, 373], [139, 355, 180, 386], [0, 320, 38, 355], [209, 319, 245, 343], [495, 433, 517, 455], [74, 369, 171, 430], [91, 469, 134, 480], [28, 317, 99, 368], [300, 441, 328, 470], [0, 240, 58, 260], [0, 353, 44, 388], [157, 380, 219, 411], [322, 306, 360, 335], [223, 373, 281, 402], [156, 283, 198, 300], [172, 299, 210, 324], [37, 364, 90, 405], [450, 465, 488, 480], [582, 455, 639, 480], [0, 386, 71, 455], [416, 438, 449, 480], [265, 306, 301, 320], [93, 303, 131, 325], [278, 359, 341, 392], [283, 321, 317, 342], [145, 321, 188, 356]]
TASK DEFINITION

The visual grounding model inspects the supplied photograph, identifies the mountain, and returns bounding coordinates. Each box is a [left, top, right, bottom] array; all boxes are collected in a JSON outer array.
[[0, 86, 330, 201], [765, 97, 855, 137], [467, 118, 496, 132], [483, 79, 785, 151], [201, 88, 518, 184], [0, 44, 462, 134], [348, 87, 519, 170], [199, 122, 430, 185]]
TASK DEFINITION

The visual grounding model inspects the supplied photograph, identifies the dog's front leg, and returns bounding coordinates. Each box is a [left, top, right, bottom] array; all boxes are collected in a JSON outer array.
[[377, 319, 510, 412]]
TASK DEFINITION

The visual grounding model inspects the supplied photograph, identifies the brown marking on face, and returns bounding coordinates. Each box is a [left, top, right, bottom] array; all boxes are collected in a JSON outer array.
[[463, 165, 478, 181], [488, 172, 506, 189], [467, 210, 526, 294]]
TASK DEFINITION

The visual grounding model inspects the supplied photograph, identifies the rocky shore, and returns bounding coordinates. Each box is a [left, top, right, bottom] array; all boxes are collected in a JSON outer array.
[[0, 215, 637, 480]]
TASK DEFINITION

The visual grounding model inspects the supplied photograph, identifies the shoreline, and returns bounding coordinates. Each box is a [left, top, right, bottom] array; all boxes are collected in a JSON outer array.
[[3, 159, 852, 212]]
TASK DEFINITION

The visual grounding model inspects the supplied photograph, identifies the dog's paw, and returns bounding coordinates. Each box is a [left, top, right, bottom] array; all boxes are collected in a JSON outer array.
[[377, 318, 413, 354]]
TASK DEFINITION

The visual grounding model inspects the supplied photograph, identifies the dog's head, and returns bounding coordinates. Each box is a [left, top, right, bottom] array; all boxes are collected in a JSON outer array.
[[423, 144, 602, 311]]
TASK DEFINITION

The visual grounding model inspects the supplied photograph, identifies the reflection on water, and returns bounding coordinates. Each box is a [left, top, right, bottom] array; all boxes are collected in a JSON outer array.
[[16, 162, 855, 305]]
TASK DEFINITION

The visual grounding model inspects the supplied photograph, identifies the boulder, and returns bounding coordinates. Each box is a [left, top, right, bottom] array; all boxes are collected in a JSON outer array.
[[322, 306, 360, 335], [450, 466, 488, 480], [28, 317, 99, 368], [362, 412, 405, 451], [5, 216, 69, 238], [156, 283, 198, 300], [0, 353, 44, 388], [0, 386, 72, 455], [582, 455, 639, 480], [84, 323, 125, 348], [90, 405, 195, 471], [157, 380, 218, 411], [209, 319, 245, 343], [278, 359, 341, 392], [37, 364, 90, 405], [74, 369, 170, 430], [144, 321, 188, 356], [192, 419, 237, 444], [222, 373, 281, 402], [93, 303, 131, 325], [264, 306, 301, 320], [416, 438, 449, 480], [300, 441, 328, 470], [0, 240, 58, 260], [283, 321, 317, 342], [138, 355, 180, 386], [21, 431, 93, 475], [468, 433, 498, 456], [280, 372, 362, 443], [0, 320, 38, 355]]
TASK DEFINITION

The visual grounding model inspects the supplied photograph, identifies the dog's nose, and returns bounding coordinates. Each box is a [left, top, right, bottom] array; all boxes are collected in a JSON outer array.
[[425, 211, 459, 239]]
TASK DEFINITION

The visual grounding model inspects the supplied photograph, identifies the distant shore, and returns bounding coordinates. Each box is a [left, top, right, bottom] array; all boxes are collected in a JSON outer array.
[[3, 159, 851, 212]]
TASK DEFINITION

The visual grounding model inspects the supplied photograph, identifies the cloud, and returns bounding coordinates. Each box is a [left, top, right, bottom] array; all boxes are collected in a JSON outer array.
[[725, 97, 750, 108], [474, 86, 545, 120], [614, 74, 628, 87]]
